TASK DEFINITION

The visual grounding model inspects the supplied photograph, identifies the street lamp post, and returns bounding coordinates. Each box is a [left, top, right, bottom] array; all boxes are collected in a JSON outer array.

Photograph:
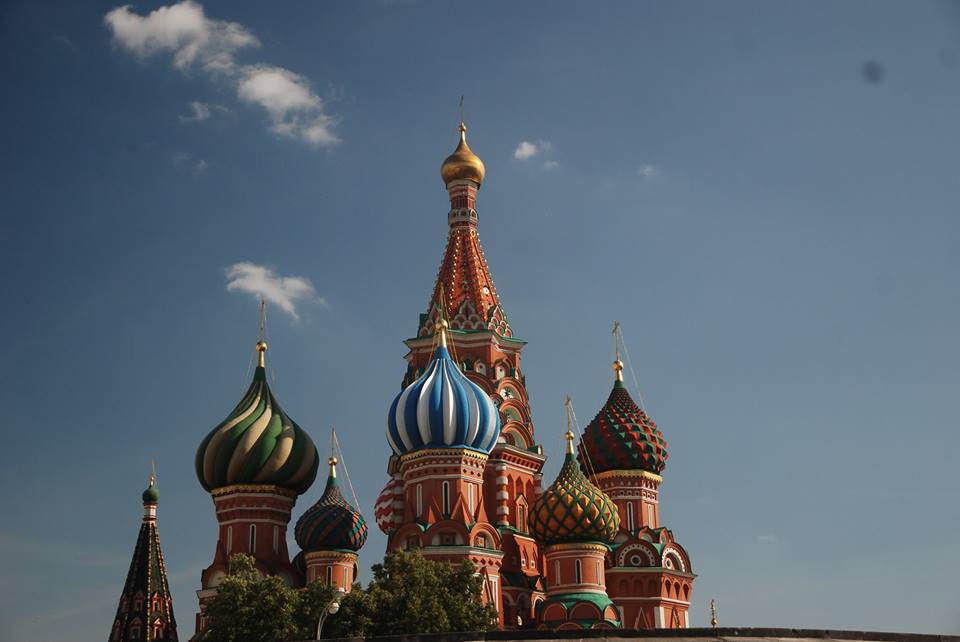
[[316, 587, 346, 640]]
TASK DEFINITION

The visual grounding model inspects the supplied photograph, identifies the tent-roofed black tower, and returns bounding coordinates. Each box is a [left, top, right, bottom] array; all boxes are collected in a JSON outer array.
[[108, 471, 178, 641]]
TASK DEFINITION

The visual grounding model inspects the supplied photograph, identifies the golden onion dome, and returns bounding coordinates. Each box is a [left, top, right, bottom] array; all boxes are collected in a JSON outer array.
[[440, 122, 485, 185]]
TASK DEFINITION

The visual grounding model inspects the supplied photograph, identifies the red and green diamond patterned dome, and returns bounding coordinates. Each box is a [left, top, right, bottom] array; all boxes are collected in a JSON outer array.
[[529, 432, 620, 546], [295, 457, 368, 553], [578, 361, 668, 476]]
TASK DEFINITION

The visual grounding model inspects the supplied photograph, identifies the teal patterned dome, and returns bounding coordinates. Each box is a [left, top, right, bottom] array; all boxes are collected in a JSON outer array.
[[195, 343, 319, 495], [295, 458, 368, 553]]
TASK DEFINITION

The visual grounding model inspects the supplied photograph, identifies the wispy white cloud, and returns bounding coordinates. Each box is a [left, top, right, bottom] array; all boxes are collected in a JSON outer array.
[[543, 160, 559, 170], [237, 66, 339, 145], [513, 139, 551, 161], [757, 534, 781, 544], [638, 164, 660, 179], [105, 1, 339, 146], [179, 100, 228, 122], [172, 151, 208, 175], [180, 100, 211, 122], [104, 1, 258, 73], [225, 262, 323, 320]]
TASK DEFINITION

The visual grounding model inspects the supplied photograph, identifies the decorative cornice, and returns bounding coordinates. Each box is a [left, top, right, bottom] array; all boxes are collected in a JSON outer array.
[[304, 550, 359, 561], [399, 447, 490, 465], [544, 542, 610, 554], [590, 469, 663, 484], [211, 484, 298, 499]]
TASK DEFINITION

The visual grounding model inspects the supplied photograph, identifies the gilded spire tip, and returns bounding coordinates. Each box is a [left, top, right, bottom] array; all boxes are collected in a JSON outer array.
[[613, 359, 624, 382], [328, 456, 338, 478], [437, 318, 449, 348], [255, 340, 268, 368]]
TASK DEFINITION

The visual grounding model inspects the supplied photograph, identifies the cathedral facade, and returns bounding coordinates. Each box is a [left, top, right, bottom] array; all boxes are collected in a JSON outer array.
[[108, 119, 695, 640], [372, 121, 696, 629]]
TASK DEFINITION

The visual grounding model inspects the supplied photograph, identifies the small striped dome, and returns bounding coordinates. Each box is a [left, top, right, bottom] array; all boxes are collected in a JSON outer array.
[[195, 346, 318, 495], [295, 459, 368, 553], [374, 478, 401, 534], [386, 341, 500, 457]]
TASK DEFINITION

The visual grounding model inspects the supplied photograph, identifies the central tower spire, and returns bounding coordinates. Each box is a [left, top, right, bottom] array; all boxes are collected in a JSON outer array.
[[382, 112, 547, 627]]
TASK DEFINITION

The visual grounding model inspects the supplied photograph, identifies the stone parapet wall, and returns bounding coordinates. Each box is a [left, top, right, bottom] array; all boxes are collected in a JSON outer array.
[[303, 627, 960, 642]]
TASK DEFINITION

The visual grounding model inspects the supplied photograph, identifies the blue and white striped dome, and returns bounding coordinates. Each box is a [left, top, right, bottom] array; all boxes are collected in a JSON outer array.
[[386, 344, 500, 456]]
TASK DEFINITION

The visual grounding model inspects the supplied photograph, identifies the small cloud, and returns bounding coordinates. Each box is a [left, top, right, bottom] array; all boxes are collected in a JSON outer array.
[[225, 262, 323, 320], [513, 139, 551, 161], [180, 101, 211, 122], [756, 534, 780, 544], [105, 1, 340, 146], [237, 65, 339, 146], [172, 152, 208, 175], [543, 160, 559, 170], [104, 0, 258, 73], [638, 164, 659, 179]]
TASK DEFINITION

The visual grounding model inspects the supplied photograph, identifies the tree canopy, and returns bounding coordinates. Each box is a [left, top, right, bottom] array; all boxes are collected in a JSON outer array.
[[200, 550, 498, 641], [326, 550, 499, 637]]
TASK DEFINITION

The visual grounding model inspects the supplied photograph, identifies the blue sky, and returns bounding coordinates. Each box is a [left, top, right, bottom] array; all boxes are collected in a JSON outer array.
[[2, 1, 960, 640]]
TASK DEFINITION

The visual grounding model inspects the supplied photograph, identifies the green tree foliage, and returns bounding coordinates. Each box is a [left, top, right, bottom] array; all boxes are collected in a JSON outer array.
[[204, 550, 498, 640], [320, 550, 498, 636], [200, 554, 302, 642]]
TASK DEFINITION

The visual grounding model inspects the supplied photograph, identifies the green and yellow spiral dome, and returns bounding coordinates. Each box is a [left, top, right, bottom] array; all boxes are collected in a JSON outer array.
[[529, 432, 620, 546], [195, 342, 319, 495]]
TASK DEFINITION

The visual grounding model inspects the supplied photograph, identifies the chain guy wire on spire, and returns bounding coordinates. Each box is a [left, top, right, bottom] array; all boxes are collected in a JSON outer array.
[[614, 321, 649, 414], [567, 395, 598, 478], [331, 426, 362, 511]]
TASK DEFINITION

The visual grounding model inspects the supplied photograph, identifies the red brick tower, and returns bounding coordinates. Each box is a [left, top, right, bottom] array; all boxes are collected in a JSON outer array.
[[578, 357, 695, 628], [193, 338, 319, 634], [378, 121, 546, 627]]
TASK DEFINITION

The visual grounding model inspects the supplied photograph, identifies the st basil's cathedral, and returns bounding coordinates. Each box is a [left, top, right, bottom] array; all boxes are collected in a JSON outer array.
[[108, 119, 695, 640]]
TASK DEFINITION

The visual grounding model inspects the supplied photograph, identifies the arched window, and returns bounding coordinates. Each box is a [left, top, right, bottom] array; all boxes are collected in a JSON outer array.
[[467, 483, 475, 514], [343, 566, 349, 587], [575, 559, 583, 584], [273, 525, 280, 554], [627, 502, 635, 532], [647, 504, 655, 526], [226, 526, 233, 554], [326, 566, 333, 586], [415, 484, 423, 517], [442, 481, 451, 516], [517, 504, 527, 533], [596, 560, 602, 585], [248, 524, 257, 553]]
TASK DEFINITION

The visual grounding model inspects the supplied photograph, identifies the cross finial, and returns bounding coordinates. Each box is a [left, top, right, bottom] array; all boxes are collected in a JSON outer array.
[[710, 599, 718, 628], [255, 300, 268, 368], [459, 95, 465, 127], [564, 395, 575, 454], [149, 458, 156, 486], [612, 321, 625, 381]]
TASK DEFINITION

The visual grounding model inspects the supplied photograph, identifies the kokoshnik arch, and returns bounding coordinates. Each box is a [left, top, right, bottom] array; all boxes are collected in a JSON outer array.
[[107, 118, 695, 641]]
